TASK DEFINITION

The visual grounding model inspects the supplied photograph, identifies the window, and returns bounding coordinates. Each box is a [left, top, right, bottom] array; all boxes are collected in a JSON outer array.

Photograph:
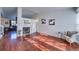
[[11, 20, 16, 26], [77, 13, 79, 31]]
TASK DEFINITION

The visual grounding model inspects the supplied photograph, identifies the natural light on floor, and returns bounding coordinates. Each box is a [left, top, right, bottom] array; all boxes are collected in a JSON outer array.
[[9, 31, 17, 40], [11, 32, 16, 40]]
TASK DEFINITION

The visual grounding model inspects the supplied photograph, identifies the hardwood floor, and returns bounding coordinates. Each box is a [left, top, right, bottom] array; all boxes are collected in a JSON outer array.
[[0, 32, 79, 51]]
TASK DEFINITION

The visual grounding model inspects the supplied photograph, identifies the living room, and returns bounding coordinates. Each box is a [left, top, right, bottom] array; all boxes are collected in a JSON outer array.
[[0, 7, 79, 51]]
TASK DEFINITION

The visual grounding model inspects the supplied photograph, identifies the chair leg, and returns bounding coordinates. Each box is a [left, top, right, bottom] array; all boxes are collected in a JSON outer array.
[[70, 43, 72, 50]]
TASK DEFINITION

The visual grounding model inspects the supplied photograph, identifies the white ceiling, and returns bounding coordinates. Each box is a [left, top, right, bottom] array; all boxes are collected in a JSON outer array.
[[22, 7, 71, 18], [1, 7, 72, 19], [22, 7, 70, 13], [2, 7, 17, 20]]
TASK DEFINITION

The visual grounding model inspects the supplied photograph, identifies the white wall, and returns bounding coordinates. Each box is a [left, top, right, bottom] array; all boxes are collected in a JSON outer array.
[[35, 8, 77, 37]]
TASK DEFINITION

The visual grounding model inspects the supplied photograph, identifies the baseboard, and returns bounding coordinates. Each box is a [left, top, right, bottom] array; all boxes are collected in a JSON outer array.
[[37, 32, 64, 40]]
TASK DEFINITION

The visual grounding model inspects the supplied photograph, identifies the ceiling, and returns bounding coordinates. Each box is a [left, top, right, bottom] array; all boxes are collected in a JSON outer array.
[[1, 7, 73, 20], [22, 7, 71, 13], [1, 7, 17, 20]]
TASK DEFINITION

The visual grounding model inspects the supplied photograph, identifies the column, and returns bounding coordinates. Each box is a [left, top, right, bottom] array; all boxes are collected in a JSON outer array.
[[17, 7, 23, 36]]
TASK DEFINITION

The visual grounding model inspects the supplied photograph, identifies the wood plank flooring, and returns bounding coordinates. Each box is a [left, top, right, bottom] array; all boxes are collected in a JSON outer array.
[[0, 32, 79, 51]]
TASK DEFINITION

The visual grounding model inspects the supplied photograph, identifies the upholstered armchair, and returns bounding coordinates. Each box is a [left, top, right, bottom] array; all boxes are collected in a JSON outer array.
[[64, 35, 74, 48], [64, 31, 79, 48]]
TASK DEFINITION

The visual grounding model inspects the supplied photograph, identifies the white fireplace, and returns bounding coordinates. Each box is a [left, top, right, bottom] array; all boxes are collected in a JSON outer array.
[[17, 18, 37, 36]]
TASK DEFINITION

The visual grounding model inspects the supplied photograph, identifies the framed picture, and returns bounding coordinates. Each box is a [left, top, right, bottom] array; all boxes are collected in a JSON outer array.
[[49, 19, 55, 25], [5, 21, 9, 24], [41, 19, 46, 24]]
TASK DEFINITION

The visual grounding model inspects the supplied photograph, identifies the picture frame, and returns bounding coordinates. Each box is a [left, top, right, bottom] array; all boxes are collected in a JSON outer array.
[[49, 19, 55, 25], [5, 21, 9, 24], [41, 19, 46, 24]]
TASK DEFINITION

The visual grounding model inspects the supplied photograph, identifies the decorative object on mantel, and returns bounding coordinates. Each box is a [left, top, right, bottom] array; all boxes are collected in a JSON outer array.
[[41, 19, 46, 24], [49, 19, 55, 25]]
